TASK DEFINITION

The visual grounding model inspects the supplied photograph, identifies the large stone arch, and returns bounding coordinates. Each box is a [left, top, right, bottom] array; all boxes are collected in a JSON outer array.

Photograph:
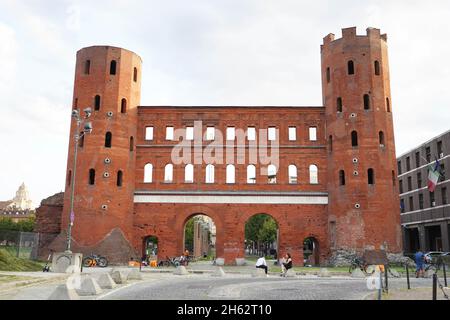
[[241, 212, 280, 259], [174, 205, 224, 261]]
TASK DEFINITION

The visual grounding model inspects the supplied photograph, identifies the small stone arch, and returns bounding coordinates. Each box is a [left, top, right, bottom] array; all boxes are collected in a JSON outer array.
[[303, 236, 320, 267], [174, 206, 224, 260]]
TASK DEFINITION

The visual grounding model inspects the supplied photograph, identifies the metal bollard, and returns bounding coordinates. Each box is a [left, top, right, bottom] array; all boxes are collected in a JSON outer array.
[[443, 262, 447, 287], [432, 273, 437, 300], [378, 271, 382, 300], [384, 265, 388, 293], [406, 264, 411, 290]]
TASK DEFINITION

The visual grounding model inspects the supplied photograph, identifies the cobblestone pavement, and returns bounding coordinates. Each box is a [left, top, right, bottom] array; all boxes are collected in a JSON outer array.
[[100, 273, 434, 300]]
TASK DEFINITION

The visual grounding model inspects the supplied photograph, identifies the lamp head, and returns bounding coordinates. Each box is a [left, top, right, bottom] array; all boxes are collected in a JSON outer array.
[[83, 107, 92, 118], [83, 122, 93, 134], [71, 110, 79, 119]]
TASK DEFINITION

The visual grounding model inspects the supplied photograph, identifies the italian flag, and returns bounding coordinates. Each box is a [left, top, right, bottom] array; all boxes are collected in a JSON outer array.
[[427, 159, 440, 192]]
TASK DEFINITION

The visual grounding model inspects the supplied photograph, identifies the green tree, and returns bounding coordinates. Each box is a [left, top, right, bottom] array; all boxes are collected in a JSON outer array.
[[184, 218, 194, 252], [258, 218, 277, 244], [0, 217, 35, 232]]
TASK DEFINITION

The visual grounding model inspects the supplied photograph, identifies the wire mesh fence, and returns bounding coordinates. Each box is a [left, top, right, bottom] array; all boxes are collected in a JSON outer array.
[[0, 229, 40, 260]]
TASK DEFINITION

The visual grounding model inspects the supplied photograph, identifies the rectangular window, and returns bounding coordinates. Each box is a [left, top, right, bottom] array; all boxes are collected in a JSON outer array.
[[415, 152, 420, 168], [206, 127, 215, 140], [430, 192, 435, 207], [442, 187, 448, 205], [400, 199, 405, 213], [440, 164, 445, 181], [288, 127, 297, 141], [398, 161, 402, 175], [417, 172, 422, 188], [399, 180, 403, 194], [309, 127, 317, 141], [166, 126, 174, 140], [426, 146, 431, 163], [409, 196, 414, 211], [437, 141, 443, 157], [186, 126, 194, 140], [407, 176, 412, 191], [145, 126, 154, 140], [268, 127, 276, 141], [226, 127, 235, 141], [406, 157, 411, 171], [247, 127, 256, 141], [419, 193, 424, 209]]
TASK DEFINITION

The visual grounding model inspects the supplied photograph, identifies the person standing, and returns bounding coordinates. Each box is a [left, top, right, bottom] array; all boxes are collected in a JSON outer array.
[[414, 249, 425, 278], [255, 255, 268, 276]]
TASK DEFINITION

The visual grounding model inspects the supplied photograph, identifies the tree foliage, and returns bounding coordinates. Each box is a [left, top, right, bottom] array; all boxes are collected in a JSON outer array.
[[184, 218, 194, 251], [0, 217, 35, 232], [245, 214, 277, 243]]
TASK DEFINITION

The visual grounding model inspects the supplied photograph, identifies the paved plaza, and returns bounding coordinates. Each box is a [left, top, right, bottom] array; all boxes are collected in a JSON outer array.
[[0, 262, 444, 300]]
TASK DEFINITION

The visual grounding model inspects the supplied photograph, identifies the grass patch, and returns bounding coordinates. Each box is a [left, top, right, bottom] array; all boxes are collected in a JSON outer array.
[[0, 248, 44, 272]]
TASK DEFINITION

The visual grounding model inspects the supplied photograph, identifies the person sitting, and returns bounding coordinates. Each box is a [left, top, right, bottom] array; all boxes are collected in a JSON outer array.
[[255, 255, 268, 276], [280, 253, 292, 277]]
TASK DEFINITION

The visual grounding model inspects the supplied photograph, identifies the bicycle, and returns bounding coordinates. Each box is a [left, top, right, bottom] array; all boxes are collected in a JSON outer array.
[[82, 253, 108, 267], [158, 256, 181, 267], [348, 257, 375, 276]]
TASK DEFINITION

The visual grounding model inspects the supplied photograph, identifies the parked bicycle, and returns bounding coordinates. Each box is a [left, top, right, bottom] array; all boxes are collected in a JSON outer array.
[[348, 257, 375, 276], [82, 253, 108, 267], [158, 256, 181, 267]]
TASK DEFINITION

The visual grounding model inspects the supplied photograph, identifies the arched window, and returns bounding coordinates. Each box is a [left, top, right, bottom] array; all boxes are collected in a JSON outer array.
[[288, 165, 297, 184], [67, 170, 72, 187], [364, 94, 370, 110], [105, 132, 112, 148], [121, 98, 127, 113], [110, 60, 117, 75], [226, 164, 235, 184], [329, 135, 333, 152], [386, 97, 391, 112], [84, 60, 91, 75], [206, 164, 215, 183], [185, 164, 194, 183], [144, 164, 153, 183], [368, 168, 375, 185], [268, 165, 277, 184], [351, 131, 358, 147], [379, 131, 385, 146], [117, 170, 123, 187], [326, 67, 330, 83], [374, 60, 380, 75], [247, 165, 256, 184], [309, 165, 318, 184], [94, 95, 101, 111], [348, 60, 355, 75], [129, 136, 134, 151], [337, 97, 343, 112], [133, 67, 138, 82], [78, 131, 84, 148], [339, 170, 346, 186], [89, 168, 95, 185], [164, 164, 173, 183]]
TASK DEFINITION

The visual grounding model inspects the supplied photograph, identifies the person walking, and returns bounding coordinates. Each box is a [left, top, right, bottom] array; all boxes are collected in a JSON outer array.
[[414, 249, 425, 278], [256, 255, 268, 276]]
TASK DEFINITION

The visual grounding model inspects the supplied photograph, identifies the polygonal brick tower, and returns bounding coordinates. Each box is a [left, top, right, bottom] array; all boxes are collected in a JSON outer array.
[[57, 46, 142, 262], [322, 27, 402, 256]]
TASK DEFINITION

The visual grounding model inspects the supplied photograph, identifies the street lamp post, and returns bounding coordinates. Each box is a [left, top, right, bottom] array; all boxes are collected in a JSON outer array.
[[65, 108, 92, 253]]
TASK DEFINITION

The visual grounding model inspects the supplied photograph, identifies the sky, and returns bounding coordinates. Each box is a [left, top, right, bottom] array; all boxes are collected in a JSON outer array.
[[0, 0, 449, 207]]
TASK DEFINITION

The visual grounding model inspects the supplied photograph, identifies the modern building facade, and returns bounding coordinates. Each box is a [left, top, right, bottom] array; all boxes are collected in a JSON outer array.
[[398, 130, 450, 254], [41, 27, 402, 265]]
